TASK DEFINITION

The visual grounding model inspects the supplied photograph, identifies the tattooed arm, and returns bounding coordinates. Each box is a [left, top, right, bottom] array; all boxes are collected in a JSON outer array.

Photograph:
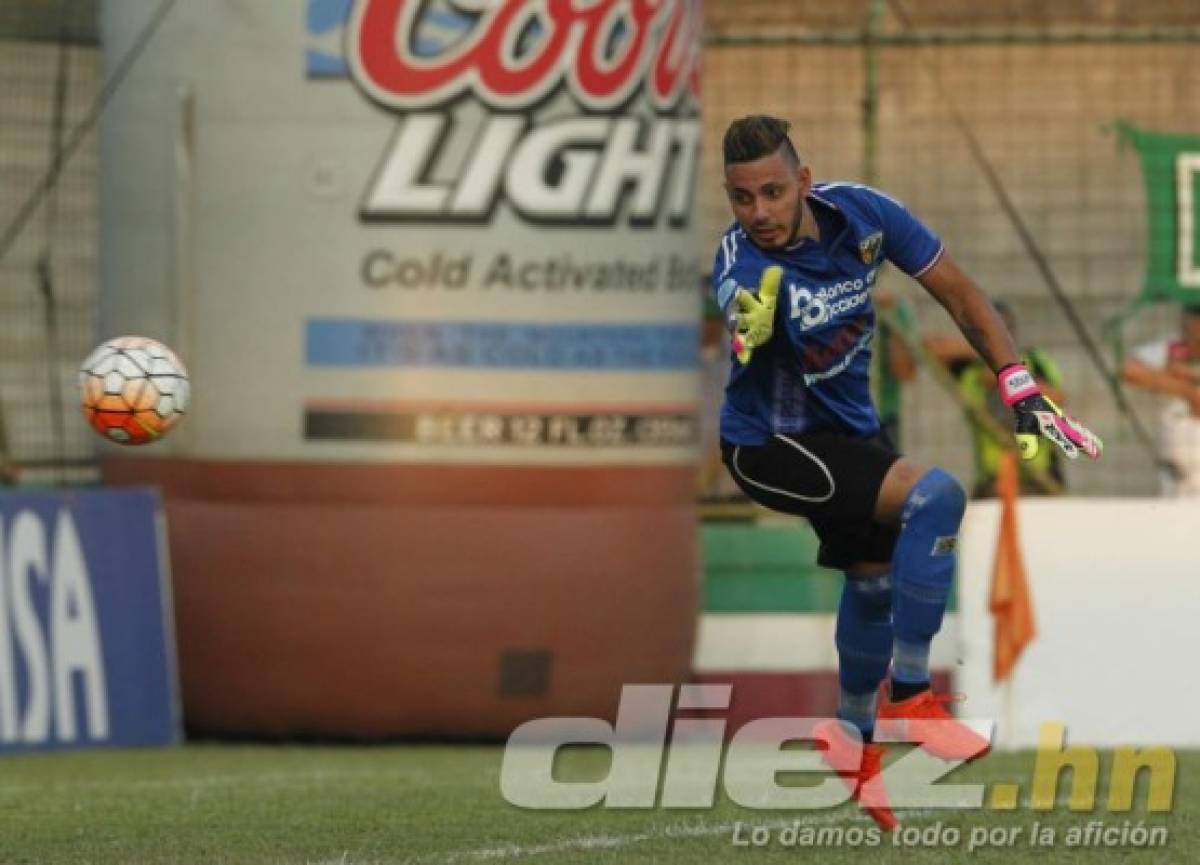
[[916, 251, 1020, 374]]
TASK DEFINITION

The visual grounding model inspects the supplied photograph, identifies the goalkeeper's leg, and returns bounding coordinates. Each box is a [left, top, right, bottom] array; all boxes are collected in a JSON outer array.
[[871, 460, 989, 759], [821, 567, 899, 831], [880, 465, 964, 695], [834, 570, 893, 738]]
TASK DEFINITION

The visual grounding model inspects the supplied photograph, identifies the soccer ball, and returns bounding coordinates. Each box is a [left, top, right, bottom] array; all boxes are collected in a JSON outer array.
[[78, 336, 190, 445]]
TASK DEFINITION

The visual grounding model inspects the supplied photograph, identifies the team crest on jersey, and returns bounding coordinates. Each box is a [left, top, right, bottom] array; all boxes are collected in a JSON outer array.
[[858, 232, 883, 265]]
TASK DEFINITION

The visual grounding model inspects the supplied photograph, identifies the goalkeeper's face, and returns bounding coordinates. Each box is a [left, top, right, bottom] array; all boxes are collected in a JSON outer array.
[[724, 148, 811, 251]]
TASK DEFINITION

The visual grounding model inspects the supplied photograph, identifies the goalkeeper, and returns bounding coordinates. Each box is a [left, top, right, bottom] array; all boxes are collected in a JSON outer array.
[[712, 115, 1102, 830]]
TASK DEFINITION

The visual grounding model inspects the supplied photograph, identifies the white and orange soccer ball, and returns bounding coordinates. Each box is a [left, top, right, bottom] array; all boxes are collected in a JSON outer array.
[[78, 336, 190, 445]]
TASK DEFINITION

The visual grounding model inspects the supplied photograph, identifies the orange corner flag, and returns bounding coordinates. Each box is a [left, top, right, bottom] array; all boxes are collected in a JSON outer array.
[[989, 451, 1036, 682]]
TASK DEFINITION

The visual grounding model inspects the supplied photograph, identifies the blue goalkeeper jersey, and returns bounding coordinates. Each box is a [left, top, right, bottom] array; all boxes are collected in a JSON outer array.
[[713, 182, 944, 445]]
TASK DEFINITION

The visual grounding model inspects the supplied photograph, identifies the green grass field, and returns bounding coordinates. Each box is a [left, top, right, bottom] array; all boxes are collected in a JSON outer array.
[[0, 744, 1190, 864]]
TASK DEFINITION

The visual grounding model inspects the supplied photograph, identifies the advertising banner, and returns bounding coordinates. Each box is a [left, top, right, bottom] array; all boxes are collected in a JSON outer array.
[[0, 489, 179, 753], [1116, 122, 1200, 307], [103, 0, 704, 466]]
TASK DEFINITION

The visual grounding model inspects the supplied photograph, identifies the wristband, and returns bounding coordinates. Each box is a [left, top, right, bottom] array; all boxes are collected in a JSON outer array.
[[997, 363, 1039, 407]]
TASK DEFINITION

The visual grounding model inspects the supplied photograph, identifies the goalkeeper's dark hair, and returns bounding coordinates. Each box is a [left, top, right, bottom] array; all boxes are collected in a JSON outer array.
[[723, 115, 800, 166]]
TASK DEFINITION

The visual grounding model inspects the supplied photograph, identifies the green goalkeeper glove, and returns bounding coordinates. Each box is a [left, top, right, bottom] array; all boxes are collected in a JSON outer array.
[[730, 266, 783, 365]]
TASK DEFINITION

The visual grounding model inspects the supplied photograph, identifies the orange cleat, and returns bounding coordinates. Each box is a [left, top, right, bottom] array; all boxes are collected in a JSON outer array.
[[814, 719, 899, 832], [876, 684, 992, 761]]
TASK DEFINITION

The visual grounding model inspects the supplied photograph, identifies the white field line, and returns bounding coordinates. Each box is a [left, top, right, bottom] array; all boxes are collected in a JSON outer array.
[[415, 808, 939, 864]]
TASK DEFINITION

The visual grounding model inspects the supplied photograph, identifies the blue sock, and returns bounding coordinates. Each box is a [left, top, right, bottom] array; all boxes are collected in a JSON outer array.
[[891, 468, 966, 686], [835, 572, 893, 736]]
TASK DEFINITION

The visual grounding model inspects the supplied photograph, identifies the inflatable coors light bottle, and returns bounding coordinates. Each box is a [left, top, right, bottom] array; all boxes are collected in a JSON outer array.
[[101, 0, 703, 735]]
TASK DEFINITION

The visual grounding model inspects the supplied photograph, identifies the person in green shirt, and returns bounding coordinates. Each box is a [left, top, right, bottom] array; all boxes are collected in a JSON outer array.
[[925, 299, 1066, 498], [872, 289, 917, 448]]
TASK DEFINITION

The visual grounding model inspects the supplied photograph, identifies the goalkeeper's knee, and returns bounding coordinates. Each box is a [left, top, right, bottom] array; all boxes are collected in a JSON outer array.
[[900, 468, 966, 534], [892, 468, 966, 639]]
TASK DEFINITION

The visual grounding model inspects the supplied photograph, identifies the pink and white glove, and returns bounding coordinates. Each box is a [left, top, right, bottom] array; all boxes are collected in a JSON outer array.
[[997, 363, 1103, 461]]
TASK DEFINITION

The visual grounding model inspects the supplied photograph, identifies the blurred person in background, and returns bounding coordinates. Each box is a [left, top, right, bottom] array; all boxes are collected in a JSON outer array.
[[924, 298, 1067, 498], [871, 288, 917, 448], [699, 285, 749, 504], [1121, 304, 1200, 496], [0, 401, 16, 486], [711, 115, 1101, 830]]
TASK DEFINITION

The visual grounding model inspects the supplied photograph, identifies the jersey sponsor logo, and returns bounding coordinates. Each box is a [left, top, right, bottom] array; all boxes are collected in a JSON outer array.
[[798, 321, 868, 374], [787, 269, 878, 330], [331, 0, 701, 226], [802, 327, 874, 386]]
